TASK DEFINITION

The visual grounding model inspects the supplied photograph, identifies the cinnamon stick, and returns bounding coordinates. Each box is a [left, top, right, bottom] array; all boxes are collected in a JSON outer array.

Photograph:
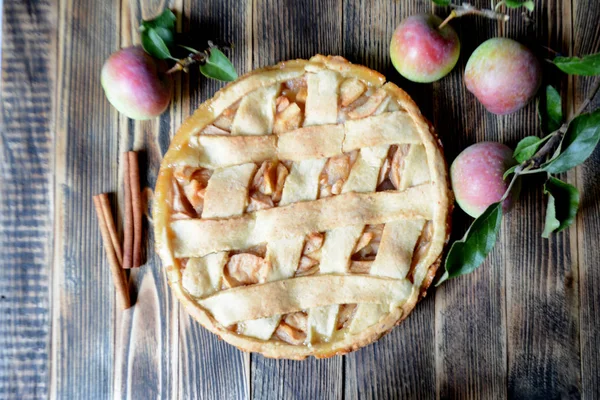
[[128, 151, 143, 268], [93, 195, 131, 309], [122, 154, 133, 269], [98, 194, 123, 266]]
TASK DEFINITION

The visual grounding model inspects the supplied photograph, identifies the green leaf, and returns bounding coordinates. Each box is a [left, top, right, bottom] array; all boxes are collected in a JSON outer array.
[[504, 0, 535, 11], [514, 136, 542, 163], [140, 27, 172, 60], [145, 8, 176, 31], [542, 177, 580, 238], [432, 0, 451, 5], [151, 26, 175, 48], [436, 202, 503, 286], [553, 52, 600, 76], [537, 85, 563, 133], [544, 109, 600, 173], [139, 9, 177, 59], [503, 165, 518, 180], [199, 48, 238, 82]]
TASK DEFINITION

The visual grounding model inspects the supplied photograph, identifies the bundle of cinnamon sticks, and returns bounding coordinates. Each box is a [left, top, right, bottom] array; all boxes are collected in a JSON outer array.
[[93, 151, 144, 310]]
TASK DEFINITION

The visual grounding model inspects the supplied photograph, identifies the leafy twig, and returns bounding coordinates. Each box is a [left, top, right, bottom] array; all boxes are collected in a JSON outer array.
[[525, 77, 600, 168], [140, 10, 237, 82], [528, 127, 565, 168], [439, 63, 600, 285], [167, 50, 207, 74], [500, 170, 522, 202]]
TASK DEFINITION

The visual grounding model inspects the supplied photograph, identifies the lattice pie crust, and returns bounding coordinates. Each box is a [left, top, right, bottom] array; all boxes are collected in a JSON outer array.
[[154, 55, 452, 359]]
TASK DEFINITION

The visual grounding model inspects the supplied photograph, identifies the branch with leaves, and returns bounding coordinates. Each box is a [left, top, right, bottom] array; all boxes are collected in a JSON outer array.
[[140, 9, 237, 82], [438, 53, 600, 285]]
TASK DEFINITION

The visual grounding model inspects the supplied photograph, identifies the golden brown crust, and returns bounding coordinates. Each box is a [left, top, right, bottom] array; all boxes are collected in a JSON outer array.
[[153, 55, 452, 359]]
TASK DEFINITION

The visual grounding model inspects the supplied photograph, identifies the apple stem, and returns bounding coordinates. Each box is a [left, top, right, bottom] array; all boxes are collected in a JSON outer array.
[[438, 2, 509, 29], [438, 11, 457, 29]]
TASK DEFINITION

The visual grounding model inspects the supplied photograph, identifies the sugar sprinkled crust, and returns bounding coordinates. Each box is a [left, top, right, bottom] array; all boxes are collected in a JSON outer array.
[[153, 55, 452, 359]]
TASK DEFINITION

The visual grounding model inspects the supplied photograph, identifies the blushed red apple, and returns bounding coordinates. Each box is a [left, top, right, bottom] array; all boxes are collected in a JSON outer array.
[[390, 14, 460, 83], [451, 142, 518, 218], [465, 38, 542, 115], [101, 46, 173, 120]]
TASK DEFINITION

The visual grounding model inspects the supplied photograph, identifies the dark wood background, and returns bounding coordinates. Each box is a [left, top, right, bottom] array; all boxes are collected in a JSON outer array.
[[1, 0, 599, 398]]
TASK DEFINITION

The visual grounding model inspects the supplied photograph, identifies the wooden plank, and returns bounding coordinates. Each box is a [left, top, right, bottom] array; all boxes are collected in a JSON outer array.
[[113, 1, 180, 399], [501, 1, 581, 398], [176, 0, 252, 398], [0, 0, 56, 398], [250, 1, 343, 399], [51, 0, 121, 397], [342, 1, 436, 399], [572, 0, 600, 397], [344, 300, 436, 399], [433, 0, 511, 397], [252, 357, 342, 399], [252, 0, 343, 66]]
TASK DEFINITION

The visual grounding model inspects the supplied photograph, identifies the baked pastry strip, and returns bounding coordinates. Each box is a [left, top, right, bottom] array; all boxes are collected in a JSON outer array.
[[239, 70, 341, 339], [277, 125, 345, 161], [273, 70, 342, 342], [347, 87, 389, 120], [348, 133, 432, 331], [182, 253, 229, 298], [182, 111, 421, 169], [186, 135, 278, 169], [171, 184, 435, 258], [343, 112, 421, 151], [370, 219, 426, 280], [307, 145, 389, 342], [398, 144, 430, 190], [199, 274, 414, 326], [209, 66, 305, 121], [181, 164, 256, 298], [202, 164, 258, 218], [304, 69, 341, 126], [349, 219, 426, 333], [279, 159, 327, 205], [238, 159, 326, 339], [231, 86, 279, 135]]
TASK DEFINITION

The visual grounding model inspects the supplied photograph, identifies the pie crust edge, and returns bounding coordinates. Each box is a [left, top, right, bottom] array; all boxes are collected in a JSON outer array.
[[153, 55, 453, 359]]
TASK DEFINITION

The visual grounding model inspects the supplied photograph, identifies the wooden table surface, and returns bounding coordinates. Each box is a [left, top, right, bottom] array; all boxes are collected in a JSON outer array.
[[2, 0, 600, 398]]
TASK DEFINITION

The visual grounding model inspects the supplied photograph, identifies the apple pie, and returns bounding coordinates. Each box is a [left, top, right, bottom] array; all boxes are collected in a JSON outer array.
[[154, 55, 452, 359]]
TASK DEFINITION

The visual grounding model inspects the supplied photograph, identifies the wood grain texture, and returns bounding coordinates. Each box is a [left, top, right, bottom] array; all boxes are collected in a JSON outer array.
[[573, 0, 600, 397], [177, 0, 252, 398], [342, 1, 436, 399], [432, 1, 510, 397], [0, 0, 56, 398], [51, 0, 122, 398], [115, 1, 180, 399], [252, 356, 343, 399], [503, 1, 581, 398], [2, 0, 600, 399], [250, 1, 343, 399]]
